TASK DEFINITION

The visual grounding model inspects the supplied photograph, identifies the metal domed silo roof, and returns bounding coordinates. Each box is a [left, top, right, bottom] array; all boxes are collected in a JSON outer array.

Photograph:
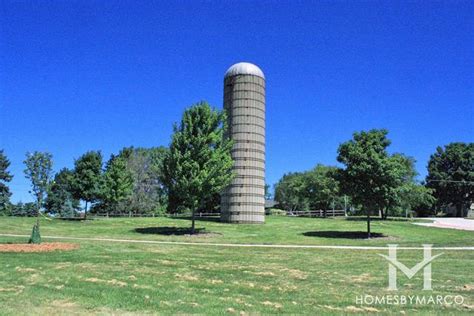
[[225, 62, 265, 79]]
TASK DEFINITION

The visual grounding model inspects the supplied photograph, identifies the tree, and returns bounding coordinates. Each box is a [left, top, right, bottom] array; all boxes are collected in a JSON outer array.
[[264, 184, 272, 200], [11, 202, 36, 217], [24, 151, 53, 244], [337, 129, 410, 237], [116, 147, 168, 215], [426, 143, 474, 217], [274, 172, 310, 212], [305, 164, 340, 216], [162, 102, 234, 233], [45, 168, 80, 217], [0, 150, 13, 214], [72, 151, 103, 219], [396, 183, 436, 217], [102, 155, 133, 212]]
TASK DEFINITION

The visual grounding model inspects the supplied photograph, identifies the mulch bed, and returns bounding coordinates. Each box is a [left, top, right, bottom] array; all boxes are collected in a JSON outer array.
[[0, 242, 79, 253]]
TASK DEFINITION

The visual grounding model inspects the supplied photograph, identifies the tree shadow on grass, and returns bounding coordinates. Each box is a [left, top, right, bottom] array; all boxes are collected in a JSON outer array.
[[345, 217, 409, 222], [134, 227, 207, 235], [303, 231, 386, 239], [172, 216, 222, 223]]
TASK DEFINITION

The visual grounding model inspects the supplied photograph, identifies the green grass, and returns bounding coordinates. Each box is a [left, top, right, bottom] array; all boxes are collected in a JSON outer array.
[[0, 216, 473, 315]]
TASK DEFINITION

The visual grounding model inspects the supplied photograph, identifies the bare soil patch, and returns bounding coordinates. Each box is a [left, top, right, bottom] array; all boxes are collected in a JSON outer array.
[[0, 242, 79, 253]]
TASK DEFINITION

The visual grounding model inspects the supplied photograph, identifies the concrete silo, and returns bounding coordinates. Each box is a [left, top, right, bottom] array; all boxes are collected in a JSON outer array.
[[221, 62, 266, 223]]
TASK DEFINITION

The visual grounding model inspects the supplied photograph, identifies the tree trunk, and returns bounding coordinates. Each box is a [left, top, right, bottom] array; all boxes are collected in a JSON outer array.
[[191, 208, 196, 234], [367, 209, 371, 239], [36, 198, 41, 228], [84, 201, 88, 220], [456, 204, 463, 217]]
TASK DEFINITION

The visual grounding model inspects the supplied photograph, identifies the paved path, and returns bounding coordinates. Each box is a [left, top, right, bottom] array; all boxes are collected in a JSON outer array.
[[0, 233, 473, 250], [414, 217, 474, 232]]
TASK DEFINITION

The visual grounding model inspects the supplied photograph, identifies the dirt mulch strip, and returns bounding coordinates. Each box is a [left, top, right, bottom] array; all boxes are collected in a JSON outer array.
[[0, 242, 79, 253]]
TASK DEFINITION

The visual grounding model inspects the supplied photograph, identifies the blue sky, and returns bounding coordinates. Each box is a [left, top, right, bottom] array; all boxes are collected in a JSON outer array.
[[1, 1, 473, 203]]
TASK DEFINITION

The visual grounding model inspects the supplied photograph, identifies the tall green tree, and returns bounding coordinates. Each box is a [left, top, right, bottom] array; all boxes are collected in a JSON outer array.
[[45, 168, 80, 217], [162, 102, 234, 233], [116, 146, 168, 215], [23, 151, 53, 243], [305, 164, 340, 216], [102, 155, 133, 212], [396, 183, 436, 217], [337, 129, 411, 237], [72, 151, 103, 219], [426, 143, 474, 217], [0, 150, 13, 214], [274, 172, 309, 212]]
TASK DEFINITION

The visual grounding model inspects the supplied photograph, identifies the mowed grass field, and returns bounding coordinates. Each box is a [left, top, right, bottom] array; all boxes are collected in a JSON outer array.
[[0, 216, 473, 315]]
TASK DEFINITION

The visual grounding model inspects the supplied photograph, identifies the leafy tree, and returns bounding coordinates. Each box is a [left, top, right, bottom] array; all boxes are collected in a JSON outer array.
[[116, 147, 168, 215], [0, 150, 13, 214], [305, 164, 340, 216], [337, 129, 412, 237], [72, 151, 103, 219], [397, 183, 436, 217], [426, 143, 474, 217], [45, 168, 80, 217], [11, 202, 37, 217], [162, 102, 234, 233], [264, 184, 272, 200], [24, 151, 53, 243], [102, 155, 133, 212], [274, 172, 309, 212]]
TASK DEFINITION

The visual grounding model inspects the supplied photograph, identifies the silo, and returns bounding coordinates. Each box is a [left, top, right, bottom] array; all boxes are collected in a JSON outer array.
[[221, 62, 266, 223]]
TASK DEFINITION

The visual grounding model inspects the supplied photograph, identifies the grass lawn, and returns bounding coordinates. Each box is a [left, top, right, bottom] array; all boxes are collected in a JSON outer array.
[[0, 216, 473, 315]]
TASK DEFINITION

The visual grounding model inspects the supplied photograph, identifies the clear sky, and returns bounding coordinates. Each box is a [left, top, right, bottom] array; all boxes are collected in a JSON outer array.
[[1, 1, 473, 203]]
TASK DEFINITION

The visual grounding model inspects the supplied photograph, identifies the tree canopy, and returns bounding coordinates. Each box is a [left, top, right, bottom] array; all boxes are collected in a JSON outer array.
[[45, 168, 80, 217], [274, 164, 342, 215], [427, 142, 474, 216], [102, 155, 134, 211], [116, 146, 168, 215], [0, 150, 13, 214], [72, 151, 103, 218], [162, 102, 234, 233]]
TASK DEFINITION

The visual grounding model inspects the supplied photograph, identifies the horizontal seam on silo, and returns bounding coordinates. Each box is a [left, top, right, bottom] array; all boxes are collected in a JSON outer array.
[[223, 193, 264, 197], [228, 98, 265, 105], [227, 184, 266, 189], [231, 148, 265, 154], [231, 106, 265, 114], [231, 123, 265, 128], [232, 166, 265, 171], [232, 132, 265, 138], [234, 175, 265, 180], [231, 114, 265, 121], [222, 202, 265, 206], [225, 89, 266, 97]]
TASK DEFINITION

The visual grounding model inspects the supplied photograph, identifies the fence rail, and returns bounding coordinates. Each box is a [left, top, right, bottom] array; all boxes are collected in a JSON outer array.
[[288, 210, 346, 217], [3, 210, 347, 219], [89, 212, 220, 219]]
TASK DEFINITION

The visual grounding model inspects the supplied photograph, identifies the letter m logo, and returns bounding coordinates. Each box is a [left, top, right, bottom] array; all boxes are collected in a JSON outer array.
[[379, 244, 443, 290]]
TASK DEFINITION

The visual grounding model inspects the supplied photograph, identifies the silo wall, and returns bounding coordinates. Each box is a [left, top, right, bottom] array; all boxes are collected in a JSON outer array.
[[221, 72, 265, 223]]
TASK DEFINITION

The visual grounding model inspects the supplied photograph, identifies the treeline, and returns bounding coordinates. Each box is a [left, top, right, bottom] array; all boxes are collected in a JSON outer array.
[[0, 117, 473, 221], [0, 147, 168, 217], [0, 102, 234, 223], [274, 129, 473, 218]]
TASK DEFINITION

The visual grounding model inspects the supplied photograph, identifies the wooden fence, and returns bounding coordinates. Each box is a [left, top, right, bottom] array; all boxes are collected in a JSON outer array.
[[288, 210, 346, 217]]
